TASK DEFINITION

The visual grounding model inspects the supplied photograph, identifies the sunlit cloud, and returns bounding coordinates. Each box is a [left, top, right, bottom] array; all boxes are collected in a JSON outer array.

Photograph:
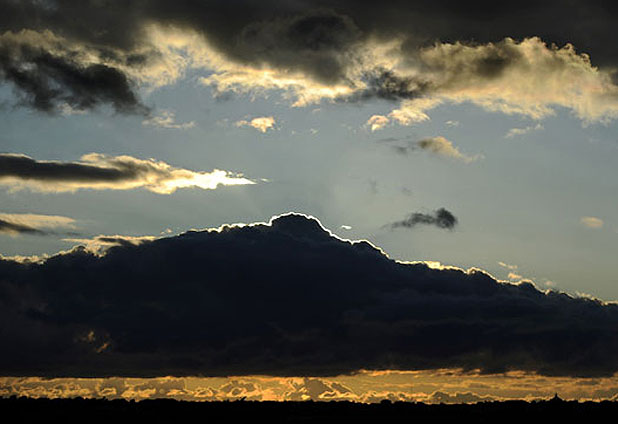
[[581, 216, 604, 228], [0, 153, 255, 194], [235, 116, 276, 133], [62, 234, 158, 252], [4, 369, 618, 403], [366, 114, 390, 131]]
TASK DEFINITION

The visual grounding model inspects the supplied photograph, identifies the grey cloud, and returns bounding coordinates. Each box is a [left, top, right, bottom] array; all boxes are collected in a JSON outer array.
[[0, 219, 44, 235], [3, 1, 618, 113], [0, 153, 254, 194], [0, 41, 147, 114], [1, 213, 618, 378], [390, 208, 458, 230]]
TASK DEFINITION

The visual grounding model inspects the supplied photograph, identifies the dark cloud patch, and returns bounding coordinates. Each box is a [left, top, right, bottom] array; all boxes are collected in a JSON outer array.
[[390, 208, 458, 230], [0, 43, 147, 114], [341, 70, 432, 103], [0, 219, 45, 235], [0, 154, 137, 182], [236, 9, 362, 84], [1, 213, 618, 378]]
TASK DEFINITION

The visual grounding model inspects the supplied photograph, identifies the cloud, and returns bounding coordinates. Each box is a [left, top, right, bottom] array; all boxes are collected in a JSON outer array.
[[505, 123, 544, 138], [388, 137, 481, 163], [142, 111, 195, 129], [580, 216, 604, 229], [389, 208, 458, 230], [416, 137, 482, 162], [235, 116, 276, 133], [62, 234, 157, 251], [0, 30, 148, 114], [0, 212, 75, 236], [3, 2, 618, 122], [0, 153, 254, 194], [366, 115, 389, 131], [2, 213, 618, 378]]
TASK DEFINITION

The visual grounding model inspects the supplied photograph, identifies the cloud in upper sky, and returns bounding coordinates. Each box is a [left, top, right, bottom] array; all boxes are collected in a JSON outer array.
[[2, 1, 618, 124], [142, 110, 195, 129], [390, 136, 481, 163], [505, 123, 544, 139], [581, 216, 604, 229], [366, 115, 390, 131], [389, 208, 458, 230], [4, 213, 617, 378], [0, 153, 254, 194], [235, 116, 276, 133], [0, 213, 76, 236]]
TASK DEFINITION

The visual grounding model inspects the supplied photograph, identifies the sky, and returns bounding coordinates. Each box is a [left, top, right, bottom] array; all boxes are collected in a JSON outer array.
[[1, 0, 618, 402]]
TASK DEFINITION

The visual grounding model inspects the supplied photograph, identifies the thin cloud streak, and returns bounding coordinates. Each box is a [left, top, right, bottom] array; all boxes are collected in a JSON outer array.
[[0, 153, 255, 194]]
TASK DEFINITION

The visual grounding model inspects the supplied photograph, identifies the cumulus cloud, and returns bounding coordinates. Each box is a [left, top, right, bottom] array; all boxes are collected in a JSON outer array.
[[2, 213, 618, 378], [142, 110, 195, 129], [0, 213, 76, 236], [235, 116, 276, 133], [0, 153, 254, 194], [580, 216, 604, 229], [3, 2, 618, 124], [389, 208, 458, 230], [366, 114, 390, 131]]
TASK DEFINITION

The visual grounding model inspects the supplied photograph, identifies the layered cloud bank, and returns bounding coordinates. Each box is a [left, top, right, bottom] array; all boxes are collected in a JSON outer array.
[[1, 213, 618, 378], [0, 213, 75, 236], [0, 153, 254, 194], [2, 1, 618, 123]]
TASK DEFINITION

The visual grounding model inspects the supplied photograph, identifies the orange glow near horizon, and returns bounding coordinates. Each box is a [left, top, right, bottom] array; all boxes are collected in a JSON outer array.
[[3, 369, 618, 403]]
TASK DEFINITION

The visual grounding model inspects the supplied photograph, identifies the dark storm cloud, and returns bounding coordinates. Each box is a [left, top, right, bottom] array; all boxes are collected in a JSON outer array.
[[0, 219, 44, 235], [390, 208, 458, 230], [1, 213, 618, 378], [2, 1, 618, 112]]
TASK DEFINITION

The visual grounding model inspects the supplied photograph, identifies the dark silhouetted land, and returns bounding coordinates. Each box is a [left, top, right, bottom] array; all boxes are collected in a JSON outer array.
[[2, 396, 618, 423]]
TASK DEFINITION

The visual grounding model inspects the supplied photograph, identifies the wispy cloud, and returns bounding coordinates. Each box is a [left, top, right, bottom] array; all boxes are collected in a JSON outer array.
[[581, 216, 604, 229], [389, 208, 458, 230], [0, 213, 76, 236], [392, 136, 482, 163], [0, 153, 255, 194], [505, 123, 544, 138], [142, 110, 195, 129]]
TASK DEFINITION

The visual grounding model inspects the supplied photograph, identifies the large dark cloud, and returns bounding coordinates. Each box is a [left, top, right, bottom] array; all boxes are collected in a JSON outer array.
[[0, 153, 137, 182], [0, 44, 146, 114], [2, 1, 618, 112], [1, 213, 618, 378]]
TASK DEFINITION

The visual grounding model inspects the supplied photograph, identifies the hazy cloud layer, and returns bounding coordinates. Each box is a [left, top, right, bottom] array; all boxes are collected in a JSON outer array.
[[0, 213, 75, 236], [2, 1, 618, 121], [0, 153, 254, 194], [390, 208, 458, 230], [1, 213, 618, 378]]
